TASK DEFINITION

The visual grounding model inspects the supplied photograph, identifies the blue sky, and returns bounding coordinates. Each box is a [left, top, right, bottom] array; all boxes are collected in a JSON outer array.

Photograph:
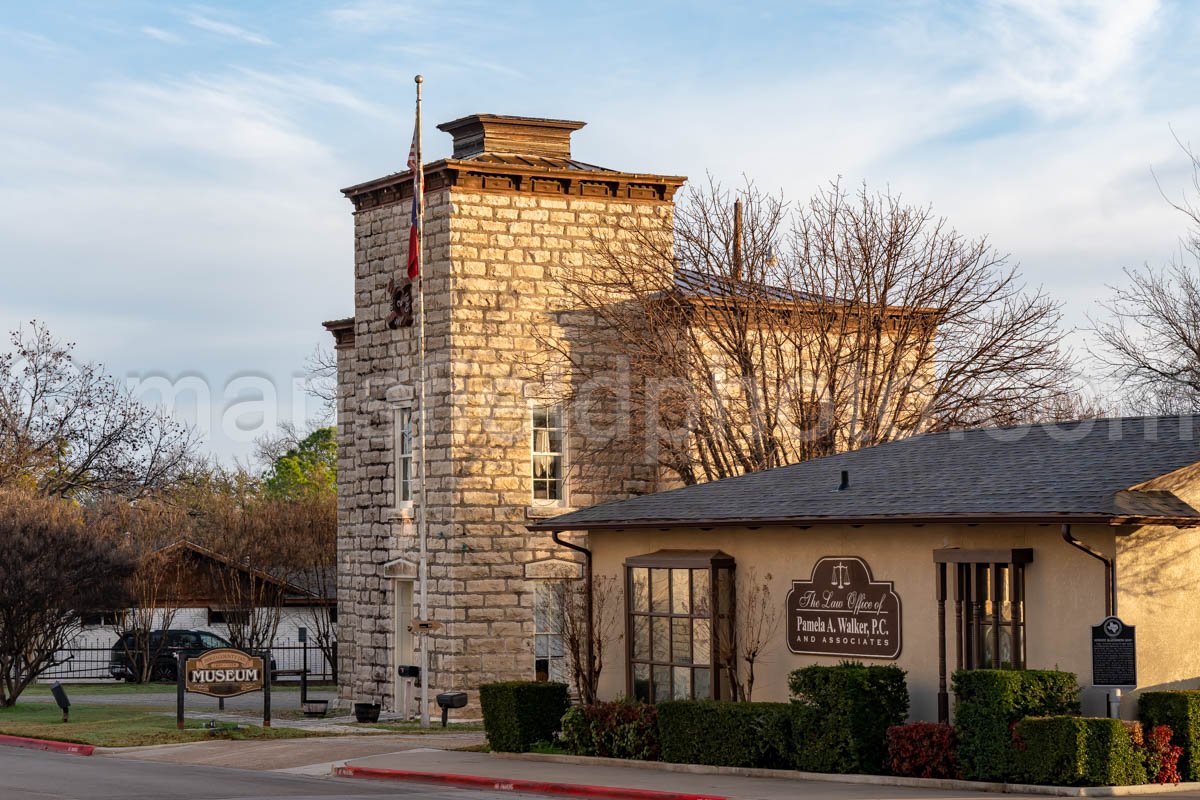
[[3, 1, 1200, 461]]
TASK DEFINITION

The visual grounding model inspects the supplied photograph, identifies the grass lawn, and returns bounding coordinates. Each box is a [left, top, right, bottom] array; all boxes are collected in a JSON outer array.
[[0, 703, 325, 747], [22, 681, 335, 696]]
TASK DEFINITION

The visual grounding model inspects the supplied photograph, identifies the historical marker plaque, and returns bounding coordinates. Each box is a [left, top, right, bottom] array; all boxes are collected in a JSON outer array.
[[1092, 616, 1136, 687], [786, 556, 902, 659]]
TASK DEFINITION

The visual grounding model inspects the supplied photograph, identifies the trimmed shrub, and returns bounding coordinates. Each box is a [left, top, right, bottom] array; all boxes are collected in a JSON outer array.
[[479, 681, 569, 753], [560, 700, 660, 761], [952, 669, 1079, 781], [886, 723, 959, 779], [788, 662, 909, 774], [1139, 691, 1200, 781], [657, 701, 795, 768], [1015, 716, 1147, 787]]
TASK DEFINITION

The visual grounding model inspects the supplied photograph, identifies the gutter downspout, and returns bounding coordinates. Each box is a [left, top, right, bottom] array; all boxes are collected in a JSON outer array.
[[552, 530, 594, 701], [1061, 524, 1115, 617]]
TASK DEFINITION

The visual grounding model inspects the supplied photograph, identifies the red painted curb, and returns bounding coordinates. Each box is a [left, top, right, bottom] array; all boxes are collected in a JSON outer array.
[[335, 765, 727, 800], [0, 734, 95, 756]]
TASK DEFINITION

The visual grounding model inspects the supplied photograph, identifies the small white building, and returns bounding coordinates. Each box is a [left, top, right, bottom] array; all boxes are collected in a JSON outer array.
[[47, 541, 336, 682]]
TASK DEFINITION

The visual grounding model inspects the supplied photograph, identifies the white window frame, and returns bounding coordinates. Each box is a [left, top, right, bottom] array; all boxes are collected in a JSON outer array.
[[531, 403, 566, 506], [533, 580, 568, 684], [395, 406, 414, 508]]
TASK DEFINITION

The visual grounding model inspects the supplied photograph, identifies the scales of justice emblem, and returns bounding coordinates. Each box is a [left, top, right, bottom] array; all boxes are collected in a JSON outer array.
[[831, 561, 851, 589]]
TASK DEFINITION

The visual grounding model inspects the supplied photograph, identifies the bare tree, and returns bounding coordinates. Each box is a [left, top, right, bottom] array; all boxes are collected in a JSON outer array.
[[550, 574, 621, 705], [535, 179, 1074, 487], [288, 492, 337, 679], [91, 496, 189, 682], [187, 469, 296, 653], [1091, 137, 1200, 413], [716, 569, 781, 702], [305, 344, 338, 423], [0, 489, 134, 705], [0, 322, 197, 499]]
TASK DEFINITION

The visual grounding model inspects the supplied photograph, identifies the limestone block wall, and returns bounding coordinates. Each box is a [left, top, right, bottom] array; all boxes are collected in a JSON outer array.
[[437, 190, 676, 694], [336, 187, 454, 707], [335, 180, 677, 712]]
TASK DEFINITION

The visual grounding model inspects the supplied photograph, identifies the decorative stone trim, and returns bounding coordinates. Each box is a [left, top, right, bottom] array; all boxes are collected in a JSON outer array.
[[526, 505, 575, 520], [343, 160, 685, 212], [524, 557, 583, 580]]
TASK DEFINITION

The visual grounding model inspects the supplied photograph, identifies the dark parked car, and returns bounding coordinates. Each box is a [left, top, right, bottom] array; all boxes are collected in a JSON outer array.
[[109, 629, 234, 682]]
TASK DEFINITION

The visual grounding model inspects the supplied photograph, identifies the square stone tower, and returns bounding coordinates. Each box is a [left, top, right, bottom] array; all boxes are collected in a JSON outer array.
[[325, 114, 686, 711]]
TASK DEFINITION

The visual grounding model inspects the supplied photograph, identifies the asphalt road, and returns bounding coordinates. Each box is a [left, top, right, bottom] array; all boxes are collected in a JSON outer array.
[[0, 748, 550, 800]]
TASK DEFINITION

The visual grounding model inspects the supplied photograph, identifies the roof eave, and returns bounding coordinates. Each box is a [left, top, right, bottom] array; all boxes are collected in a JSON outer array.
[[530, 512, 1200, 532]]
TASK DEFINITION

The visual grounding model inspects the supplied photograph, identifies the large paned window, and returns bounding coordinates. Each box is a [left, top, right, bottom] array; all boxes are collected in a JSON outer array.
[[396, 408, 413, 505], [957, 561, 1026, 670], [532, 405, 565, 504], [625, 550, 735, 702], [933, 548, 1032, 723], [533, 581, 568, 683]]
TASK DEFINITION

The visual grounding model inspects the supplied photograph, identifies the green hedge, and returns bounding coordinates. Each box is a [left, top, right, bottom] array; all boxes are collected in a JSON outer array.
[[953, 669, 1079, 781], [479, 681, 569, 753], [1015, 717, 1147, 786], [657, 701, 794, 769], [1139, 691, 1200, 781], [788, 663, 909, 774]]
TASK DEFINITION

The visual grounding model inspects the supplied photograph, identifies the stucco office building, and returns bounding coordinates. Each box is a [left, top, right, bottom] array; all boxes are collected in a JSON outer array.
[[535, 415, 1200, 720]]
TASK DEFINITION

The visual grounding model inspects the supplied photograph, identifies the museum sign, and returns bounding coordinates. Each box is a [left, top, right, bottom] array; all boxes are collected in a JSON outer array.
[[786, 556, 902, 659], [185, 648, 265, 698]]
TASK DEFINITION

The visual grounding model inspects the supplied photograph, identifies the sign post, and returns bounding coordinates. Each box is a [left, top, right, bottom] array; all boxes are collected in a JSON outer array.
[[1092, 616, 1136, 718], [176, 651, 185, 730]]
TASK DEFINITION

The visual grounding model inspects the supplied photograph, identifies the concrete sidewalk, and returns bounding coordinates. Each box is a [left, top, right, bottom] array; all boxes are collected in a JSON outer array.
[[339, 749, 1089, 800]]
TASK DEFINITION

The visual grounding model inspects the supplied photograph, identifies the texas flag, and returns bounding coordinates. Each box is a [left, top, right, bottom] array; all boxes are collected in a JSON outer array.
[[407, 117, 422, 280]]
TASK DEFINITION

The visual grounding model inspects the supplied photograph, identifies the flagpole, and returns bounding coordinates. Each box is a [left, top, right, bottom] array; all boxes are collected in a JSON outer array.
[[414, 73, 430, 730]]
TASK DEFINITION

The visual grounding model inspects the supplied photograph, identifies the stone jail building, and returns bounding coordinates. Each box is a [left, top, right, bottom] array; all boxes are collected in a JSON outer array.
[[324, 114, 686, 711]]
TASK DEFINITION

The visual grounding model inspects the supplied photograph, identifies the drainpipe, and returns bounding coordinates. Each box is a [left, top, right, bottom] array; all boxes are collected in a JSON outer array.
[[1061, 524, 1123, 719], [1060, 524, 1115, 617], [552, 530, 593, 701]]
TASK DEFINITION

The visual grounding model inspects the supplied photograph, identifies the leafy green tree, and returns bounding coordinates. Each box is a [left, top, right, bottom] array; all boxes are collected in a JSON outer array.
[[262, 427, 336, 500]]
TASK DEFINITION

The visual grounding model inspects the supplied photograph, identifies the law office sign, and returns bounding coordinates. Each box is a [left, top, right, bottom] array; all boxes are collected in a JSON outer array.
[[786, 556, 902, 659], [185, 648, 265, 698]]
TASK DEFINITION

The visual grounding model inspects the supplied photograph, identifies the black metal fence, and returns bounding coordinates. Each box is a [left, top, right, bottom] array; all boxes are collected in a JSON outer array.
[[37, 640, 336, 683]]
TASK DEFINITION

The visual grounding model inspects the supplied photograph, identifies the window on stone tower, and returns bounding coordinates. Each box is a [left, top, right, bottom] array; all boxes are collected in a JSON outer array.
[[533, 581, 567, 683], [532, 404, 565, 504], [396, 407, 414, 505]]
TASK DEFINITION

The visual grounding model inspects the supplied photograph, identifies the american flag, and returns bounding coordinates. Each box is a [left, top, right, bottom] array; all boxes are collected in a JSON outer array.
[[407, 117, 422, 280]]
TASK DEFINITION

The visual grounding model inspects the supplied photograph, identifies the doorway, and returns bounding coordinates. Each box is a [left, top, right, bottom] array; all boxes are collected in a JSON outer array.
[[393, 580, 415, 714]]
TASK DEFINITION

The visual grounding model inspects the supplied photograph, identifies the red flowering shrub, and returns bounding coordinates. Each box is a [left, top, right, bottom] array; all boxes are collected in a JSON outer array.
[[560, 700, 660, 761], [886, 722, 959, 779], [1142, 725, 1183, 785]]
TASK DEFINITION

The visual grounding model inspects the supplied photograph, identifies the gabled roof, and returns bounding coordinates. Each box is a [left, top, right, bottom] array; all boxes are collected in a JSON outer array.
[[531, 415, 1200, 531], [153, 540, 332, 602]]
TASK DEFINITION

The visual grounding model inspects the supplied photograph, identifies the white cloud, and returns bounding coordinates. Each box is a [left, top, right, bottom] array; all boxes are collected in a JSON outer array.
[[185, 12, 273, 46], [327, 0, 418, 31], [141, 26, 183, 45]]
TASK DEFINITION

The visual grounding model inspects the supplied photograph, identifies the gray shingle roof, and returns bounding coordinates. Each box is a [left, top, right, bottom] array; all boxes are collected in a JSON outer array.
[[533, 415, 1200, 531]]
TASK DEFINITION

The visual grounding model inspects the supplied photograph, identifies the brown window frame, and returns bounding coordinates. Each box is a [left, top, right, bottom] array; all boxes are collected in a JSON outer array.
[[624, 550, 735, 702], [933, 548, 1033, 722]]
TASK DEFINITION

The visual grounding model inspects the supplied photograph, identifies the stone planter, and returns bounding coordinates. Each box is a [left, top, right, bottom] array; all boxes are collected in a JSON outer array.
[[301, 700, 329, 718]]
